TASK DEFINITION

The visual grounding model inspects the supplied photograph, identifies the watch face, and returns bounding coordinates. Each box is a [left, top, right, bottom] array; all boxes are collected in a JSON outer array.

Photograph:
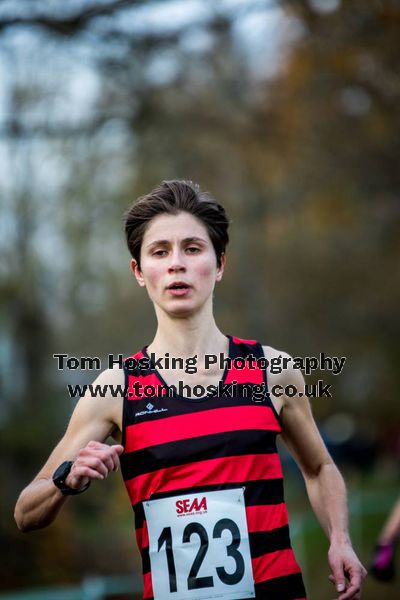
[[53, 461, 73, 483]]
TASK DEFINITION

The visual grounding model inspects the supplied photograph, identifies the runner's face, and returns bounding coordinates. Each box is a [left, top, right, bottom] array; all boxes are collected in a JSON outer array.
[[132, 212, 224, 316]]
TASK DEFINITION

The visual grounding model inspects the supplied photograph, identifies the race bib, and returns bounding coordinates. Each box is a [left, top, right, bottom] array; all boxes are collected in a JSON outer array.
[[144, 488, 255, 600]]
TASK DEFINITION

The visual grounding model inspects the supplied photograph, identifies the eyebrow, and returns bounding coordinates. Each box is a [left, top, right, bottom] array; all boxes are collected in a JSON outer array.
[[146, 236, 207, 249]]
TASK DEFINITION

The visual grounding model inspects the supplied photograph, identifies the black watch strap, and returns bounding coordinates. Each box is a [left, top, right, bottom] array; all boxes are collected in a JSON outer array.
[[52, 460, 91, 495]]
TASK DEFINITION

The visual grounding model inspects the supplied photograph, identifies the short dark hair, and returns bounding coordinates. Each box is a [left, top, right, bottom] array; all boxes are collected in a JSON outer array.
[[123, 179, 230, 270]]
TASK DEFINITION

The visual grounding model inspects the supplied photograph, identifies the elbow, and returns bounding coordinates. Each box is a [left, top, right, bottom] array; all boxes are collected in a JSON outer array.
[[14, 478, 57, 532], [14, 504, 30, 532], [303, 457, 337, 482], [14, 496, 44, 533], [14, 507, 46, 533]]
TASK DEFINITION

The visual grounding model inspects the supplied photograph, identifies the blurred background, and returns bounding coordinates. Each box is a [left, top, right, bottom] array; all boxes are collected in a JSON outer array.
[[1, 0, 399, 598]]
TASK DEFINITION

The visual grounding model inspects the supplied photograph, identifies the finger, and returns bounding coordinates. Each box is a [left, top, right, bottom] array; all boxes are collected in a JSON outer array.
[[106, 447, 121, 470], [87, 440, 103, 449], [337, 579, 361, 600], [76, 456, 109, 478], [112, 445, 124, 469], [112, 444, 124, 455], [111, 445, 124, 469], [330, 560, 346, 594], [96, 451, 116, 472], [80, 447, 121, 474], [107, 447, 123, 471], [72, 465, 105, 481], [98, 447, 123, 473], [89, 445, 122, 470], [108, 452, 120, 472], [80, 446, 115, 473], [339, 566, 362, 600]]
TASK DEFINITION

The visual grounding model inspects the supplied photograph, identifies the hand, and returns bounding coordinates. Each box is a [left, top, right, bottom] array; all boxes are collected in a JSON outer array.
[[65, 441, 124, 490], [328, 540, 367, 599]]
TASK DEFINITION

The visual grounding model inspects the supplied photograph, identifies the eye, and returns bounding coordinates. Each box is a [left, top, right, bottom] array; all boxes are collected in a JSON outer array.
[[153, 249, 168, 257], [186, 246, 201, 254]]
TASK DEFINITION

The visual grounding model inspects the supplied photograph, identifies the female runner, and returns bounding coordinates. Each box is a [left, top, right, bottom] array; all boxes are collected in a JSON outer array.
[[15, 180, 366, 600]]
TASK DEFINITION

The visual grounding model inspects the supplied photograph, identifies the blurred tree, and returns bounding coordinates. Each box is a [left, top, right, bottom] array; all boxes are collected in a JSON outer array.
[[0, 0, 399, 596]]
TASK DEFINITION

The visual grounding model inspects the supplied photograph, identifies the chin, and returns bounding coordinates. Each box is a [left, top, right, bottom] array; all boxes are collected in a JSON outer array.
[[162, 299, 205, 318], [168, 305, 197, 318]]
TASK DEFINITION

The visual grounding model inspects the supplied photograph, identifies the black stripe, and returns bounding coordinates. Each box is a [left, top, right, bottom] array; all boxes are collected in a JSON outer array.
[[249, 525, 292, 558], [120, 429, 278, 479], [255, 572, 307, 599], [142, 546, 150, 574], [120, 362, 130, 449], [230, 339, 265, 360], [132, 479, 285, 529], [123, 392, 274, 427]]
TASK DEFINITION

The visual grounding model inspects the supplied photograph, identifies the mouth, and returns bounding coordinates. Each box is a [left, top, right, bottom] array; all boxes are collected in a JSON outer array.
[[166, 282, 192, 296]]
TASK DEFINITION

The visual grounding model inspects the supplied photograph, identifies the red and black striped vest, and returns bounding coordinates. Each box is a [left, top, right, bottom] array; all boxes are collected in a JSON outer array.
[[120, 335, 307, 600]]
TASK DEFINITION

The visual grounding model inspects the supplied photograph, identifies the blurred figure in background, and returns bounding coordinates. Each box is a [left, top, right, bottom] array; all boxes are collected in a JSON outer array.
[[370, 496, 400, 582]]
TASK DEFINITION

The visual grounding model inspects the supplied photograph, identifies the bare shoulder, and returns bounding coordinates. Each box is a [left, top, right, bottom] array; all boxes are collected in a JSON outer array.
[[261, 344, 291, 363], [59, 366, 125, 447], [93, 365, 126, 388], [261, 344, 304, 387], [76, 366, 125, 430]]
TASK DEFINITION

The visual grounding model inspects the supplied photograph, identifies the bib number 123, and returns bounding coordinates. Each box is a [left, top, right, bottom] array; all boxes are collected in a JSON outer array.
[[144, 488, 255, 600]]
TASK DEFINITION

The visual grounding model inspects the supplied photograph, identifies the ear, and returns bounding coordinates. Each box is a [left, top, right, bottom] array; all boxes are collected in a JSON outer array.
[[131, 259, 146, 287], [216, 252, 226, 282]]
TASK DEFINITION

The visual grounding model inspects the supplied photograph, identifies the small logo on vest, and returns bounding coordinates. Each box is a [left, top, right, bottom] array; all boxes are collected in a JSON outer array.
[[135, 402, 168, 417]]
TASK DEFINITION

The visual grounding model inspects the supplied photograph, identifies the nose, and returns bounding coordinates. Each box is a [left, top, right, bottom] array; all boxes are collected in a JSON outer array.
[[168, 247, 186, 272]]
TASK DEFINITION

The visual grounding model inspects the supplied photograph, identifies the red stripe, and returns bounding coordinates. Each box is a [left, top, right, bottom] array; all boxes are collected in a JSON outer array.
[[124, 350, 145, 362], [253, 548, 301, 583], [126, 372, 167, 400], [143, 572, 153, 599], [125, 405, 280, 453], [135, 521, 149, 550], [225, 364, 264, 384], [245, 503, 289, 533], [125, 453, 282, 506], [232, 337, 257, 345]]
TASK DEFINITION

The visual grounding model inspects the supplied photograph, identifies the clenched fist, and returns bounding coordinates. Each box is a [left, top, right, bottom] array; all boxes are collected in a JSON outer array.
[[65, 441, 124, 490]]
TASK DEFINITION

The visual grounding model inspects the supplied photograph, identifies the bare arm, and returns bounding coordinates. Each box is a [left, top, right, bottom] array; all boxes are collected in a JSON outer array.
[[265, 348, 367, 600], [14, 367, 125, 532], [279, 368, 348, 543]]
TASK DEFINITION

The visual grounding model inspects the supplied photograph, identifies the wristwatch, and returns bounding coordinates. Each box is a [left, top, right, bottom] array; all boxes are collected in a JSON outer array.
[[52, 461, 91, 495]]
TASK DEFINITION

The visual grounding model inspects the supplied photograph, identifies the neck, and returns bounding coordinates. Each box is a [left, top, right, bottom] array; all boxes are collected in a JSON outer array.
[[148, 304, 227, 359]]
